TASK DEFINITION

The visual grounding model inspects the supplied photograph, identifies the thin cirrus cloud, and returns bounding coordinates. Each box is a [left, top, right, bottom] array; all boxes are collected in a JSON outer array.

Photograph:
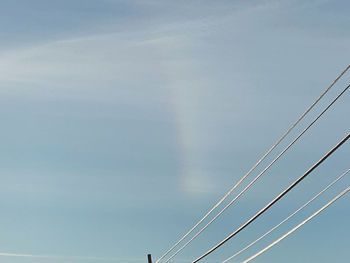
[[0, 252, 143, 262], [0, 1, 349, 263]]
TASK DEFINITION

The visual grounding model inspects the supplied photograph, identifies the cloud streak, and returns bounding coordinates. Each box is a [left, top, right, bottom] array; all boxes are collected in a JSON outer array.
[[0, 252, 143, 262]]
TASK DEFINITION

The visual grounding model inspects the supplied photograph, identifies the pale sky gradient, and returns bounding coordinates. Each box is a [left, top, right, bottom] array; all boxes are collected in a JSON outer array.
[[0, 1, 349, 263]]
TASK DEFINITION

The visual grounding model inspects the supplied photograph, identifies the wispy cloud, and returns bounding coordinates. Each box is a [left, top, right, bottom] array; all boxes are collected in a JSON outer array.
[[0, 252, 143, 262]]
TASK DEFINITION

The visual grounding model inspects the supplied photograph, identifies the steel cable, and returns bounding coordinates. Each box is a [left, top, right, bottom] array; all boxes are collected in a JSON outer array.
[[222, 168, 350, 263], [156, 66, 350, 263], [165, 84, 350, 263], [242, 185, 350, 263], [192, 133, 349, 263]]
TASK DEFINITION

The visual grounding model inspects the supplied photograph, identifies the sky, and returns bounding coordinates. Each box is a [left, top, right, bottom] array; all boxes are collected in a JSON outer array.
[[0, 0, 349, 263]]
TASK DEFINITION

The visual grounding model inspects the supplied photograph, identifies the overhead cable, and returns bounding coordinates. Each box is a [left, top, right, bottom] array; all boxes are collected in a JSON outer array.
[[222, 168, 350, 263], [192, 133, 350, 263], [156, 66, 350, 263], [164, 84, 350, 263], [242, 185, 350, 263]]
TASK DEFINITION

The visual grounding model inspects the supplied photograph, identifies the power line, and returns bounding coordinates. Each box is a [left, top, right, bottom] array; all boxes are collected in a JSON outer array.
[[222, 168, 350, 263], [192, 133, 350, 263], [155, 66, 350, 263], [163, 84, 350, 263], [242, 185, 350, 263]]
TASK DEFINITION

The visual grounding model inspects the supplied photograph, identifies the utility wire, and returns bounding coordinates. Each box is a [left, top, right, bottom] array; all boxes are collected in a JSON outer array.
[[156, 66, 350, 263], [164, 84, 350, 263], [192, 133, 350, 263], [222, 168, 350, 263], [242, 185, 350, 263]]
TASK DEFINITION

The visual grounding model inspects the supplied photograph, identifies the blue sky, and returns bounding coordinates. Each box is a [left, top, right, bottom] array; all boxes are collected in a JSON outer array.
[[0, 0, 349, 263]]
